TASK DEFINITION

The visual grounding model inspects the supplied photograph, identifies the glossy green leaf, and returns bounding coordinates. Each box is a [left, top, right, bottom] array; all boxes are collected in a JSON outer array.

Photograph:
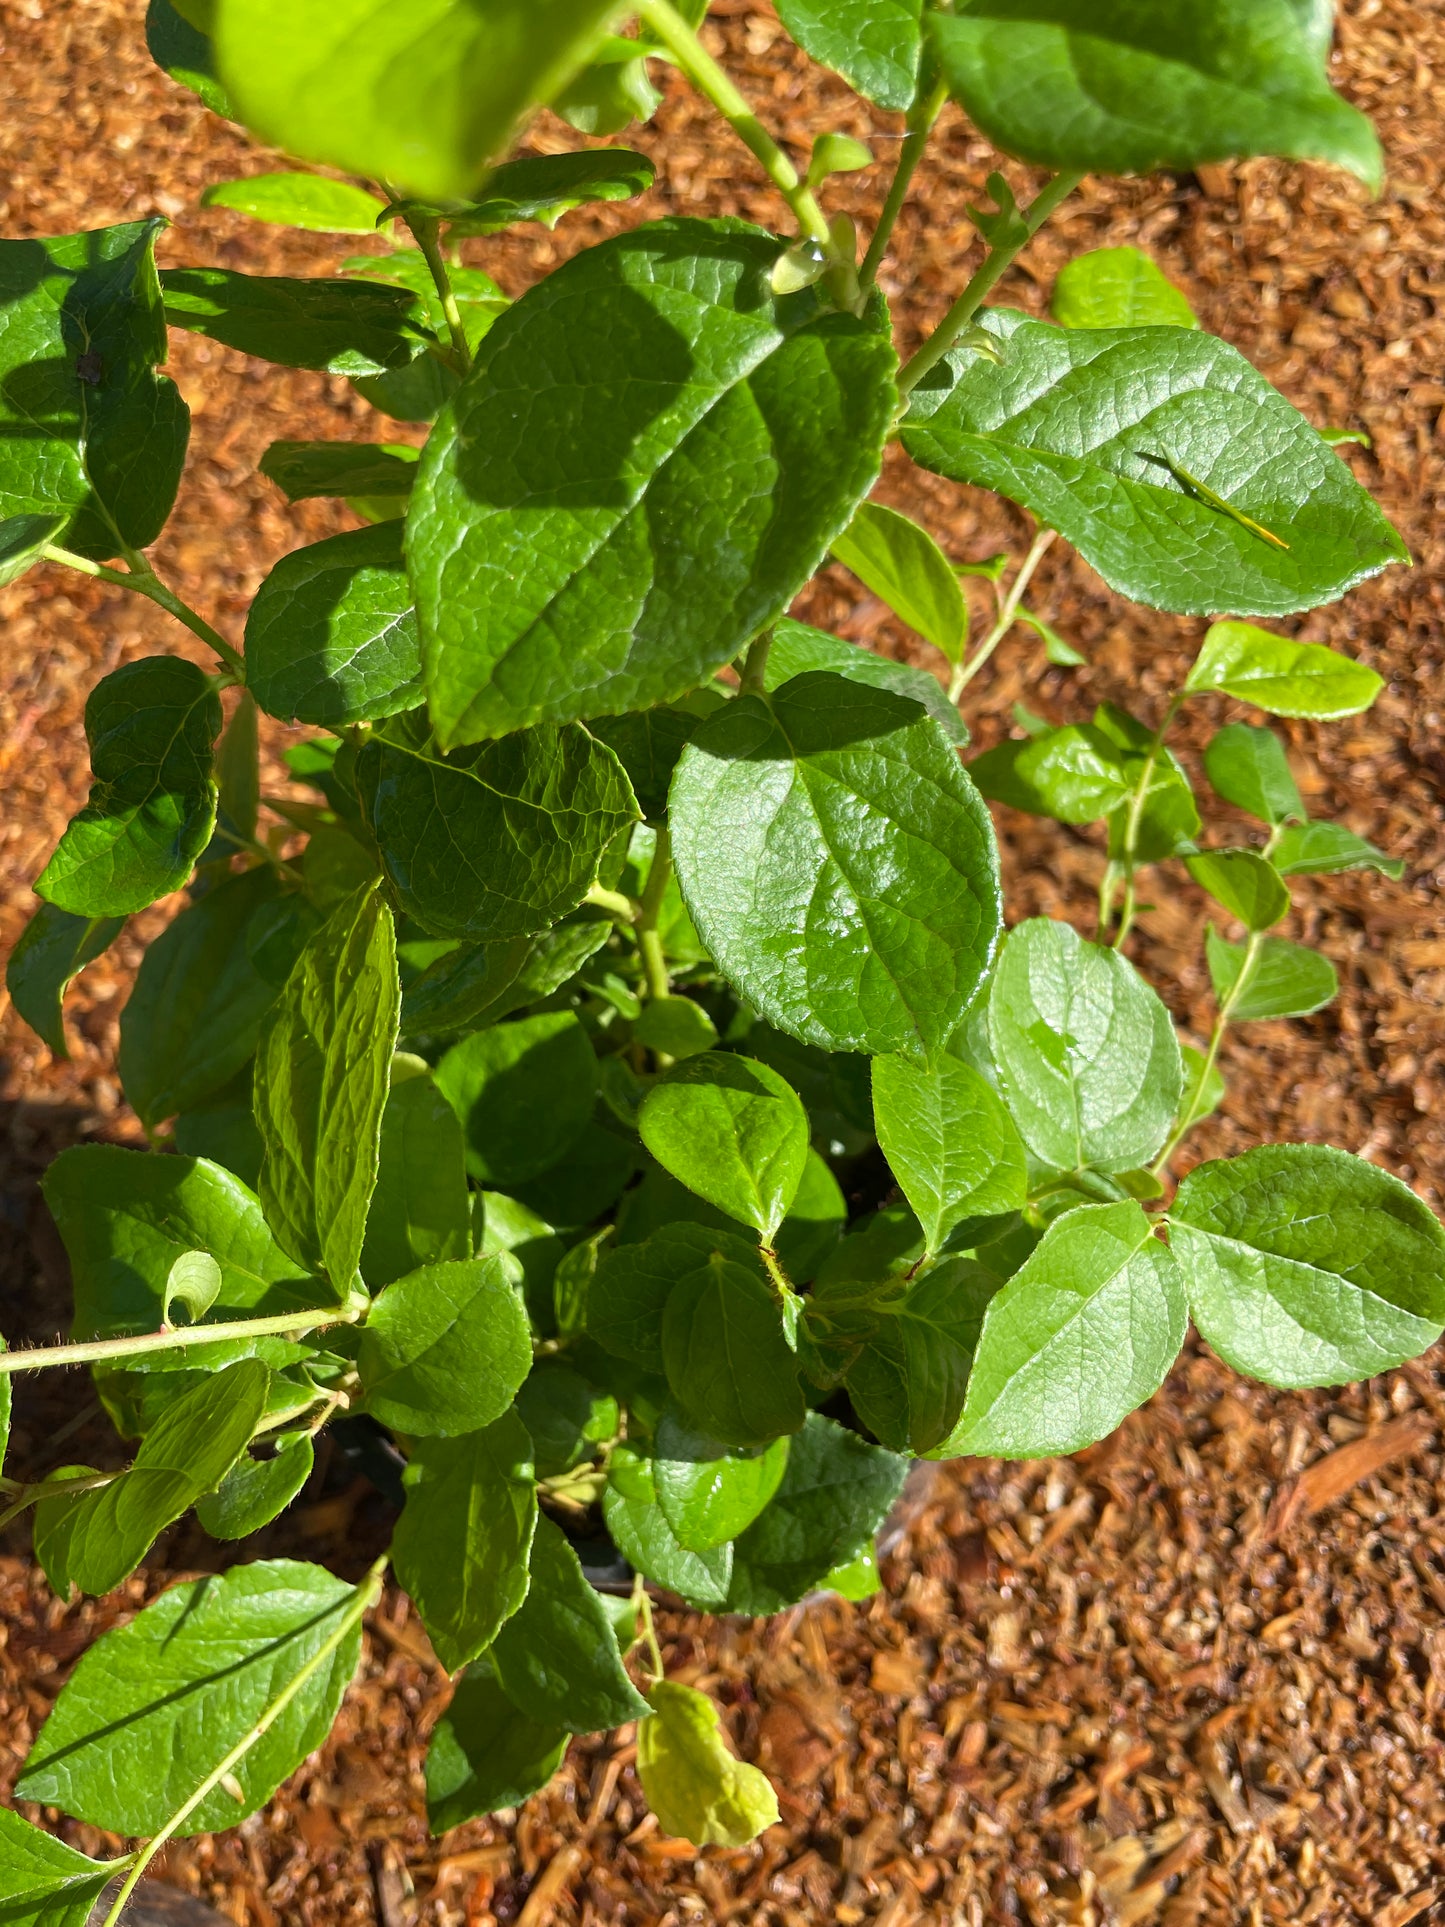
[[260, 439, 419, 505], [765, 617, 966, 745], [415, 148, 656, 235], [928, 0, 1382, 189], [588, 1223, 756, 1370], [410, 219, 896, 746], [0, 511, 65, 589], [1171, 1143, 1445, 1386], [1272, 819, 1403, 880], [831, 501, 968, 664], [774, 0, 922, 110], [846, 1255, 999, 1454], [941, 1201, 1185, 1458], [33, 1359, 269, 1597], [426, 1654, 567, 1833], [662, 1252, 806, 1448], [203, 171, 389, 231], [673, 672, 1001, 1058], [491, 1513, 651, 1732], [1051, 246, 1198, 330], [391, 1412, 537, 1673], [37, 658, 219, 917], [653, 1409, 790, 1555], [903, 309, 1406, 618], [17, 1559, 360, 1834], [988, 918, 1182, 1174], [6, 902, 123, 1059], [0, 1805, 115, 1926], [215, 0, 617, 201], [360, 1056, 471, 1287], [588, 708, 701, 822], [726, 1413, 908, 1614], [1186, 849, 1291, 931], [639, 1051, 808, 1240], [637, 1679, 779, 1849], [602, 1446, 734, 1609], [254, 883, 400, 1292], [1184, 619, 1383, 717], [633, 995, 719, 1060], [401, 933, 534, 1037], [436, 1011, 598, 1186], [553, 35, 662, 137], [1204, 722, 1305, 824], [872, 1053, 1026, 1254], [147, 0, 233, 115], [342, 252, 507, 356], [820, 1545, 881, 1601], [971, 724, 1132, 825], [1205, 926, 1338, 1020], [515, 1362, 617, 1479], [359, 1256, 531, 1436], [360, 711, 637, 942], [196, 1429, 314, 1540], [161, 267, 428, 375]]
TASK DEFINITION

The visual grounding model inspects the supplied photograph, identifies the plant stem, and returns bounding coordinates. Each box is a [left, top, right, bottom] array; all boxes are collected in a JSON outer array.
[[43, 544, 247, 681], [737, 629, 772, 697], [400, 209, 472, 374], [859, 79, 948, 292], [634, 1579, 665, 1686], [1151, 927, 1265, 1176], [949, 527, 1056, 700], [635, 0, 833, 252], [897, 170, 1084, 397], [585, 883, 637, 921], [100, 1554, 388, 1927], [0, 1305, 361, 1377], [636, 827, 674, 1003], [1111, 691, 1185, 949]]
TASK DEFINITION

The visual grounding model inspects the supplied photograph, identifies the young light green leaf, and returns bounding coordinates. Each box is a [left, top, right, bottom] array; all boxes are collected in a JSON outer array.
[[426, 1653, 568, 1834], [17, 1559, 361, 1834], [203, 171, 389, 231], [1272, 819, 1403, 880], [633, 995, 719, 1061], [37, 658, 220, 918], [1184, 620, 1384, 718], [553, 34, 662, 136], [1051, 247, 1198, 330], [1204, 722, 1306, 824], [359, 1256, 531, 1436], [672, 673, 1001, 1059], [163, 1248, 223, 1326], [1170, 1143, 1445, 1386], [653, 1408, 791, 1555], [1205, 926, 1339, 1021], [147, 0, 234, 116], [196, 1429, 314, 1540], [847, 1255, 1000, 1454], [360, 711, 638, 940], [436, 1011, 599, 1187], [1186, 849, 1291, 932], [902, 310, 1406, 618], [637, 1679, 780, 1849], [970, 724, 1133, 825], [602, 1446, 734, 1610], [391, 1412, 537, 1673], [773, 0, 923, 111], [410, 220, 896, 746], [0, 1804, 115, 1926], [639, 1051, 808, 1240], [872, 1053, 1027, 1253], [588, 1223, 758, 1370], [412, 149, 656, 235], [360, 1056, 471, 1288], [662, 1252, 806, 1447], [6, 901, 124, 1059], [34, 1358, 270, 1598], [254, 883, 400, 1293], [928, 0, 1382, 190], [490, 1513, 652, 1732], [1179, 1044, 1226, 1127], [807, 133, 874, 187], [161, 267, 430, 375], [260, 439, 419, 507], [765, 617, 966, 744], [830, 501, 969, 665], [939, 1201, 1185, 1459], [988, 918, 1183, 1174]]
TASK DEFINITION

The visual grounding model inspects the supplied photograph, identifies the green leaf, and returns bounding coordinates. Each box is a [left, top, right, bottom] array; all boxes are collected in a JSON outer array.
[[726, 1413, 907, 1613], [37, 658, 220, 917], [203, 171, 389, 231], [819, 1545, 881, 1601], [830, 501, 968, 664], [33, 1358, 269, 1597], [342, 252, 508, 354], [672, 672, 1001, 1058], [507, 1119, 639, 1230], [971, 724, 1132, 825], [391, 1412, 537, 1673], [0, 512, 66, 589], [174, 1081, 264, 1191], [1186, 849, 1291, 931], [412, 148, 656, 235], [602, 1446, 734, 1609], [161, 267, 429, 375], [147, 0, 234, 115], [872, 1053, 1026, 1253], [1273, 819, 1403, 880], [214, 689, 260, 849], [928, 0, 1382, 190], [776, 1148, 848, 1284], [163, 1248, 223, 1327], [196, 1429, 314, 1539], [515, 1362, 617, 1478], [260, 439, 419, 505], [633, 995, 719, 1061], [436, 1011, 599, 1186], [662, 1251, 806, 1447], [1051, 246, 1198, 330], [902, 309, 1406, 619], [6, 902, 123, 1059], [360, 711, 637, 941], [1204, 722, 1305, 824], [987, 918, 1183, 1174], [939, 1201, 1184, 1459], [359, 1256, 531, 1436], [589, 1223, 756, 1370], [847, 1256, 999, 1454], [17, 1558, 361, 1834], [490, 1512, 652, 1732], [1184, 619, 1383, 718], [554, 35, 662, 136], [1018, 608, 1087, 667], [1205, 926, 1338, 1020], [766, 617, 966, 745], [254, 883, 400, 1292], [653, 1409, 790, 1554], [588, 708, 701, 823], [410, 219, 896, 746], [637, 1678, 779, 1849], [638, 1051, 808, 1240], [1170, 1143, 1445, 1386], [360, 1055, 471, 1287], [0, 1805, 115, 1926], [773, 0, 923, 110], [1105, 747, 1201, 865], [426, 1654, 567, 1833], [215, 0, 618, 201], [1179, 1043, 1226, 1126], [401, 934, 533, 1038]]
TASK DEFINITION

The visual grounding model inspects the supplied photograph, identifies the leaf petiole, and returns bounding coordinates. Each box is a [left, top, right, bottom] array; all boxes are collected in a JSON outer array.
[[949, 527, 1057, 700], [1151, 926, 1266, 1174], [42, 543, 247, 680]]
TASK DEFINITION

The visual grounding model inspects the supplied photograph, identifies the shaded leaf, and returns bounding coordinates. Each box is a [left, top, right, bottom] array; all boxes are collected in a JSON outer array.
[[639, 1050, 808, 1240], [426, 1654, 567, 1832], [765, 616, 966, 744], [359, 1257, 531, 1436], [436, 1011, 599, 1186], [6, 901, 123, 1059], [160, 266, 430, 375]]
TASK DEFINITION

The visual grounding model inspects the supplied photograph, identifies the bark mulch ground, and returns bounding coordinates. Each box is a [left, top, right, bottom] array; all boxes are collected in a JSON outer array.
[[2, 2, 1445, 1922]]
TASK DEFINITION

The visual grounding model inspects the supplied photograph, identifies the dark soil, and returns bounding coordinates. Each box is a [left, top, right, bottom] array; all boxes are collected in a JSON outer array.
[[3, 2, 1445, 1923]]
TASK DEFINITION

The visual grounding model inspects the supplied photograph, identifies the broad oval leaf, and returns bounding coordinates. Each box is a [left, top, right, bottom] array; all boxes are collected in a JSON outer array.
[[602, 1446, 734, 1610], [1170, 1143, 1445, 1386], [260, 439, 419, 505], [1203, 722, 1305, 824], [360, 1056, 472, 1287], [420, 148, 656, 235], [426, 1654, 568, 1834], [765, 616, 966, 744], [1185, 849, 1291, 931], [1205, 926, 1339, 1021], [1052, 246, 1198, 330], [147, 0, 234, 117], [0, 1805, 114, 1925], [902, 310, 1407, 618], [774, 0, 923, 110], [1184, 619, 1384, 718], [203, 171, 389, 232], [671, 672, 1001, 1058], [662, 1253, 806, 1448], [639, 1050, 809, 1240], [587, 1222, 759, 1370], [830, 501, 968, 664], [5, 901, 123, 1060], [971, 724, 1132, 826], [359, 1256, 532, 1436], [196, 1429, 314, 1540], [637, 1679, 780, 1849], [1272, 819, 1402, 880], [409, 219, 897, 746], [435, 1010, 599, 1186], [872, 1053, 1027, 1255], [653, 1408, 790, 1555]]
